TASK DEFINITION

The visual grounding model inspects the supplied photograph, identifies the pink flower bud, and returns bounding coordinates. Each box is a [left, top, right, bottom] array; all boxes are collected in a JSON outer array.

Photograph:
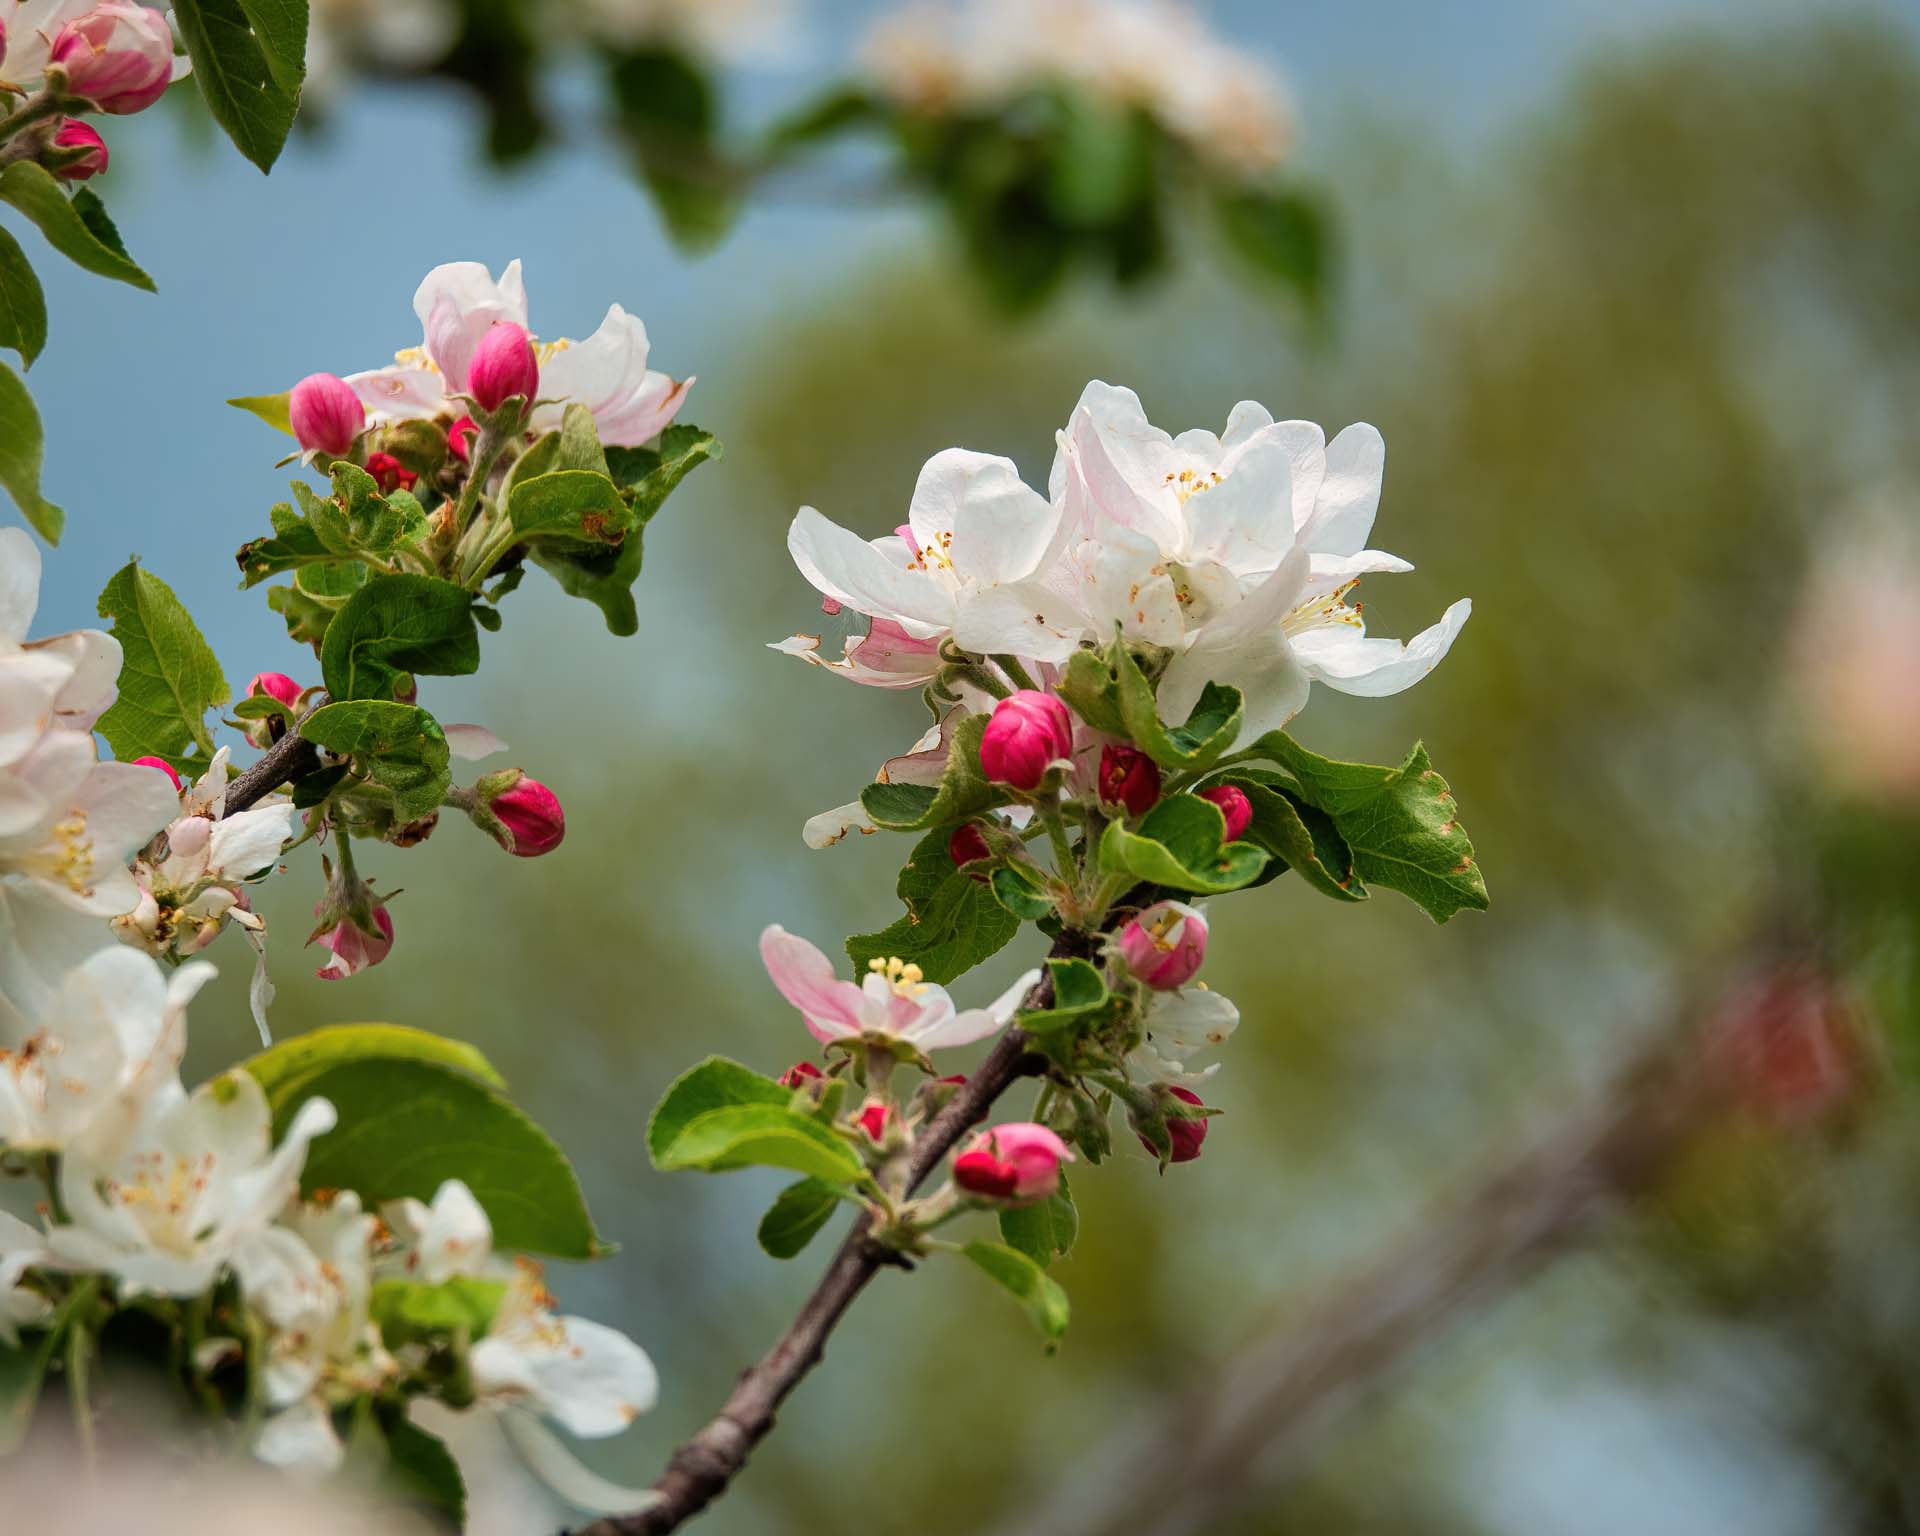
[[247, 672, 302, 710], [288, 373, 365, 457], [51, 4, 177, 115], [313, 905, 394, 981], [365, 451, 417, 494], [953, 1122, 1072, 1202], [1098, 742, 1161, 817], [948, 822, 992, 878], [1139, 1086, 1210, 1164], [447, 415, 479, 462], [979, 690, 1073, 791], [50, 119, 109, 181], [1117, 900, 1208, 990], [131, 755, 181, 791], [778, 1061, 824, 1090], [1199, 784, 1253, 843], [856, 1100, 892, 1142], [0, 18, 8, 68], [466, 321, 538, 414], [493, 776, 564, 858]]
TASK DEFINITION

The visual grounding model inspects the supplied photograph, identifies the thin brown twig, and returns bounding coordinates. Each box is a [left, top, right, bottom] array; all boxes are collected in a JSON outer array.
[[570, 933, 1097, 1536], [222, 715, 322, 815]]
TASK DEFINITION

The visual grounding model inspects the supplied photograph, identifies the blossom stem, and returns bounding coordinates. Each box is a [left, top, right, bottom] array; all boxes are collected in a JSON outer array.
[[0, 88, 77, 154], [1038, 807, 1080, 887], [993, 654, 1040, 693], [569, 932, 1102, 1536]]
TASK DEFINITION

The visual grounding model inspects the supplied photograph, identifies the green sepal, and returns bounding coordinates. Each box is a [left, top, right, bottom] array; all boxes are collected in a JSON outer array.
[[228, 392, 293, 436], [989, 861, 1058, 921], [369, 1277, 506, 1345], [1015, 958, 1115, 1039], [1065, 637, 1243, 770]]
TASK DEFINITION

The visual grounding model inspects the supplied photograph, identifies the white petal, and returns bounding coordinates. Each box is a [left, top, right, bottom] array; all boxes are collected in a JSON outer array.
[[951, 581, 1086, 664], [1293, 597, 1471, 697], [207, 805, 293, 880], [786, 509, 956, 632], [500, 1409, 665, 1516], [1299, 423, 1384, 557], [916, 450, 1057, 586], [802, 799, 875, 849], [253, 1397, 345, 1474], [344, 365, 448, 424], [1182, 436, 1299, 575], [444, 723, 509, 760]]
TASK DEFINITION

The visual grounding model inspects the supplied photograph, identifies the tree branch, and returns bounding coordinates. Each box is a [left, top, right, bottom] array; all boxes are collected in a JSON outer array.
[[223, 717, 322, 815], [571, 935, 1095, 1536]]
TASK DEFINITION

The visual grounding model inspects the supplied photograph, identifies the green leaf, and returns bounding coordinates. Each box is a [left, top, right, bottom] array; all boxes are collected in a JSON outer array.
[[369, 1277, 506, 1343], [763, 87, 879, 156], [94, 562, 229, 773], [1222, 773, 1364, 904], [327, 462, 427, 556], [1058, 646, 1126, 735], [1098, 795, 1268, 896], [320, 573, 480, 702], [0, 227, 47, 368], [300, 701, 450, 823], [245, 1027, 605, 1257], [859, 715, 1011, 832], [0, 364, 59, 542], [1110, 643, 1242, 770], [960, 1241, 1070, 1345], [847, 826, 1020, 985], [0, 163, 153, 290], [1236, 734, 1488, 922], [989, 862, 1057, 921], [756, 1177, 845, 1259], [606, 48, 738, 250], [381, 1412, 467, 1527], [654, 1103, 868, 1186], [998, 1172, 1077, 1268], [507, 469, 634, 545], [1214, 185, 1329, 310], [172, 0, 303, 173], [227, 391, 293, 436], [69, 190, 133, 263], [1046, 90, 1152, 228], [647, 1056, 790, 1164], [608, 422, 720, 524], [1015, 958, 1114, 1038]]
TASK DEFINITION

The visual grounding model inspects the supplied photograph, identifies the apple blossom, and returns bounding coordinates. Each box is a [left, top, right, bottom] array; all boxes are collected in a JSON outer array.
[[980, 689, 1074, 790], [770, 616, 945, 691], [778, 1060, 825, 1089], [1141, 1085, 1210, 1163], [492, 775, 565, 857], [49, 3, 178, 114], [1130, 985, 1240, 1087], [381, 1177, 492, 1284], [312, 902, 393, 980], [347, 261, 691, 448], [782, 448, 1066, 673], [855, 1099, 892, 1142], [759, 925, 1038, 1052], [1117, 901, 1209, 990], [0, 730, 180, 917], [952, 1122, 1073, 1202], [288, 372, 365, 457], [363, 450, 415, 493], [1, 526, 122, 747], [49, 118, 108, 180], [46, 1070, 338, 1298], [1098, 742, 1161, 817], [0, 945, 208, 1152], [1198, 784, 1253, 843]]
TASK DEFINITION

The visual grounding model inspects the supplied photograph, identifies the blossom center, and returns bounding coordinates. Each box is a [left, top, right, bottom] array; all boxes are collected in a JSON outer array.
[[51, 811, 95, 895], [868, 955, 930, 998], [1163, 467, 1224, 506]]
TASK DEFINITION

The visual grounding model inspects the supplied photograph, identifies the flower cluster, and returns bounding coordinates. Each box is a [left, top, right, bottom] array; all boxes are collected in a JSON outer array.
[[862, 0, 1297, 178], [0, 3, 189, 181]]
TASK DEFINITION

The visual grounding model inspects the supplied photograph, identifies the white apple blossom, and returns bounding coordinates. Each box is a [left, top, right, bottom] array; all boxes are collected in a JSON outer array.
[[347, 259, 692, 449], [381, 1176, 492, 1284], [1128, 985, 1239, 1087], [0, 526, 121, 760], [0, 946, 208, 1152], [861, 0, 1295, 178], [46, 1069, 338, 1299], [760, 924, 1038, 1051]]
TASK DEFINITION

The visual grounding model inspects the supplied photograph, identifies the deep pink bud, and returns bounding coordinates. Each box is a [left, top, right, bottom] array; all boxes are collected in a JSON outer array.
[[313, 905, 394, 981], [1098, 742, 1161, 817], [493, 776, 565, 858], [288, 373, 365, 457], [1117, 900, 1209, 990], [447, 415, 479, 463], [778, 1061, 824, 1090], [466, 321, 538, 414], [856, 1100, 892, 1142], [948, 822, 992, 879], [51, 4, 177, 115], [131, 755, 181, 792], [365, 451, 417, 494], [953, 1122, 1072, 1202], [979, 690, 1073, 791], [50, 119, 109, 181], [247, 672, 302, 710], [1145, 1086, 1210, 1164], [1199, 784, 1253, 843], [0, 18, 8, 68]]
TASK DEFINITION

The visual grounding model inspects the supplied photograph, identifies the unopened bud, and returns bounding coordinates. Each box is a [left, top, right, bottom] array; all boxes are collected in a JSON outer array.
[[487, 776, 564, 858], [1138, 1086, 1210, 1163], [365, 452, 417, 495], [948, 822, 992, 878], [778, 1061, 825, 1090], [447, 415, 479, 463], [855, 1100, 892, 1143], [1098, 742, 1161, 817], [979, 690, 1074, 791], [288, 373, 365, 457], [49, 119, 109, 181], [952, 1122, 1072, 1202], [51, 4, 177, 114], [1117, 900, 1209, 990], [466, 321, 538, 415], [1199, 784, 1253, 843], [131, 755, 181, 792]]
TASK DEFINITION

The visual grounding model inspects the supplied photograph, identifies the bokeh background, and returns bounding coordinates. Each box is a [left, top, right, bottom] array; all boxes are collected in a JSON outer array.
[[20, 0, 1920, 1530]]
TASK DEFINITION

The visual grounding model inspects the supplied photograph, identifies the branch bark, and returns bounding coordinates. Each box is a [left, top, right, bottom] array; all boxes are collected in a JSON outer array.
[[572, 935, 1096, 1536], [982, 1016, 1725, 1536], [222, 716, 321, 815]]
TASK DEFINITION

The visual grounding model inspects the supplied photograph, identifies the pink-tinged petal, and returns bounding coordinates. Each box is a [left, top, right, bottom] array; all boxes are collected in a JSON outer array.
[[0, 526, 40, 646], [443, 723, 510, 760], [344, 365, 447, 424], [786, 509, 957, 633], [1293, 597, 1472, 698], [412, 260, 528, 392], [769, 618, 945, 691], [759, 925, 865, 1042], [915, 450, 1058, 585]]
